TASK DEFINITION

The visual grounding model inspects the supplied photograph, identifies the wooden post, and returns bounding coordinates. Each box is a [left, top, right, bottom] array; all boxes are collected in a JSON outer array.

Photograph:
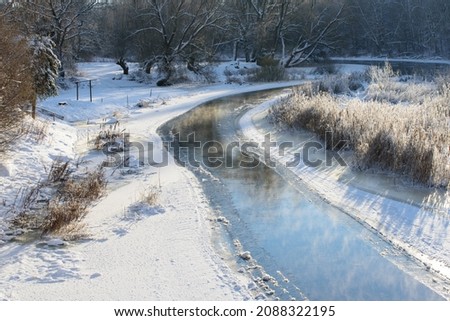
[[158, 168, 161, 188], [31, 94, 37, 120], [89, 80, 93, 102], [76, 82, 79, 101]]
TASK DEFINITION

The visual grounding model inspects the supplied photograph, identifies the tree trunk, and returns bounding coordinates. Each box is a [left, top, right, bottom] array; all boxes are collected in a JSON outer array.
[[187, 56, 199, 74], [145, 60, 153, 74], [116, 57, 129, 75], [284, 52, 295, 68], [31, 93, 37, 120]]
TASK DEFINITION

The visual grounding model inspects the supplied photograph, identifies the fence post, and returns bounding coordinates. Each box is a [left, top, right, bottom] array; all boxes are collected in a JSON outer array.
[[89, 80, 93, 102]]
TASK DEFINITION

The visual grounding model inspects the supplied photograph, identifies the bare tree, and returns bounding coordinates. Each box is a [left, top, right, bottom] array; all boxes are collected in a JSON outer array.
[[116, 57, 129, 75], [129, 0, 224, 82], [12, 0, 96, 76], [421, 0, 450, 56], [226, 0, 291, 62], [94, 0, 133, 59], [283, 1, 344, 67]]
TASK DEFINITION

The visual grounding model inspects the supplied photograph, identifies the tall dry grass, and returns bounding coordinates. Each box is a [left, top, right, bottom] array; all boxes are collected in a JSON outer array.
[[10, 160, 107, 238], [366, 63, 438, 104], [42, 166, 107, 235], [270, 70, 450, 187]]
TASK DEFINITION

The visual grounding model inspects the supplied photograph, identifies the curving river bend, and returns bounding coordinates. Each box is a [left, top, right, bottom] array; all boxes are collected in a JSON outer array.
[[159, 89, 445, 301]]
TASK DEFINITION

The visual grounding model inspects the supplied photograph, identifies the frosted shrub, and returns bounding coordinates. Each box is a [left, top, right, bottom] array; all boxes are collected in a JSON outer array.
[[316, 72, 366, 95], [318, 75, 349, 94], [435, 70, 450, 93], [128, 69, 153, 84], [223, 66, 252, 84], [366, 63, 438, 104], [368, 62, 395, 84], [141, 186, 160, 206]]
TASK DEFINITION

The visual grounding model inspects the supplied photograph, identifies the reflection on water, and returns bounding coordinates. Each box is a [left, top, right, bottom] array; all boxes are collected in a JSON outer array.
[[159, 90, 444, 301]]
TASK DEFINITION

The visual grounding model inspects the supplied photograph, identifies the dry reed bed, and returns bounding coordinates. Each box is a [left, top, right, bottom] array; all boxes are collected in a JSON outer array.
[[270, 72, 450, 188]]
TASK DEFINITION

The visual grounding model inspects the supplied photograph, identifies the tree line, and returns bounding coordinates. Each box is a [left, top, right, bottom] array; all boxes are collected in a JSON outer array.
[[2, 0, 449, 77]]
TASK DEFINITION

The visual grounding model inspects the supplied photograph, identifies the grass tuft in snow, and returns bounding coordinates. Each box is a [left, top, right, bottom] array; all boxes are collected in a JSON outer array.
[[42, 165, 107, 236], [122, 186, 164, 222], [47, 158, 71, 183], [9, 185, 45, 229], [93, 119, 125, 150], [140, 186, 160, 206]]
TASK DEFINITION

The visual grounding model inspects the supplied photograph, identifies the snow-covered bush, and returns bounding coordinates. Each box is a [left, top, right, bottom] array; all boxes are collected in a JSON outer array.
[[250, 65, 287, 82], [29, 36, 60, 100], [128, 69, 153, 84], [308, 72, 368, 96], [366, 63, 438, 104], [140, 186, 160, 206], [223, 64, 254, 84]]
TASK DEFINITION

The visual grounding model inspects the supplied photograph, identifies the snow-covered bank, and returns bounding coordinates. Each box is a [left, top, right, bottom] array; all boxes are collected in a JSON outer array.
[[0, 163, 252, 300], [239, 96, 450, 298], [330, 56, 450, 66], [0, 62, 304, 300]]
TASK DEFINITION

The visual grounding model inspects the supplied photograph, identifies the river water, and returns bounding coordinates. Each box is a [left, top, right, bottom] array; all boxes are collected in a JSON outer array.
[[159, 89, 445, 301]]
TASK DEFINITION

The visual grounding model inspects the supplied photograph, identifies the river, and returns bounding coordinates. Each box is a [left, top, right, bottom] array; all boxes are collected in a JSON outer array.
[[159, 89, 445, 301]]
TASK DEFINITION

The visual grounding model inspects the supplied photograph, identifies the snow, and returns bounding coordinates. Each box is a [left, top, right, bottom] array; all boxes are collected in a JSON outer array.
[[239, 251, 252, 261], [2, 59, 448, 301], [0, 162, 12, 177], [46, 239, 65, 247], [0, 119, 77, 218], [239, 94, 450, 295], [0, 62, 304, 301]]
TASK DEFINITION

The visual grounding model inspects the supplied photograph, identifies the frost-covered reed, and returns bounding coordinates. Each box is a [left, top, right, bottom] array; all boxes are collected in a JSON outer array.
[[270, 65, 450, 187]]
